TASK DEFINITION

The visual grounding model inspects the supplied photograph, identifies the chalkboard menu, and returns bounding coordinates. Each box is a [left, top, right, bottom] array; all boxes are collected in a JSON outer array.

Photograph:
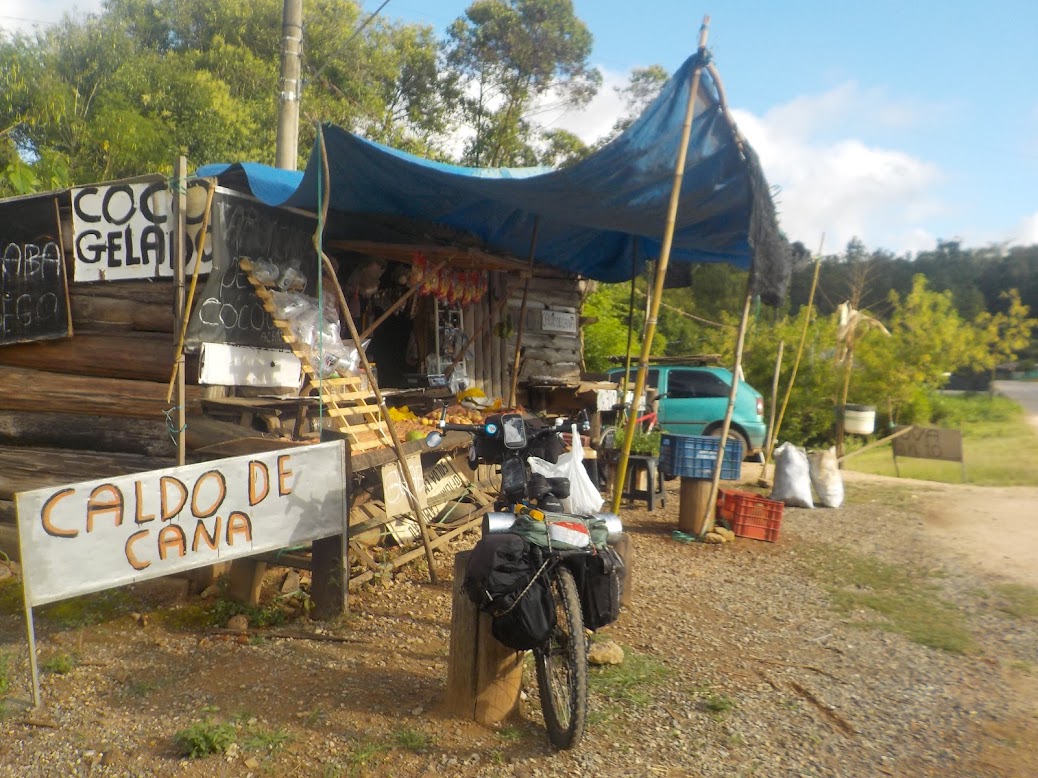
[[184, 190, 320, 350], [1, 194, 73, 346]]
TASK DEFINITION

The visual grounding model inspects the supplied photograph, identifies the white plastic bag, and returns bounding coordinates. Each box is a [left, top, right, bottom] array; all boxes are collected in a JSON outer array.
[[808, 447, 844, 508], [528, 426, 603, 515], [562, 425, 604, 515], [770, 441, 814, 508]]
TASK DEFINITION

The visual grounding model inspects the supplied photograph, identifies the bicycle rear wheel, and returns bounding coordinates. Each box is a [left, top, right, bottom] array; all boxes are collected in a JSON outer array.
[[534, 564, 588, 749]]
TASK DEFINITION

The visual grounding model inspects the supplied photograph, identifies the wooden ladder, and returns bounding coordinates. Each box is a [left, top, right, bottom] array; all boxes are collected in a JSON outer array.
[[240, 259, 392, 452]]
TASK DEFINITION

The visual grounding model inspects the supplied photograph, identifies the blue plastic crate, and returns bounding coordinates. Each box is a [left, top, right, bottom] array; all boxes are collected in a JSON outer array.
[[659, 434, 742, 480]]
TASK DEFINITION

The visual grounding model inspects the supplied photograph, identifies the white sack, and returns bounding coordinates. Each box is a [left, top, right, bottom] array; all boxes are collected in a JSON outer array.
[[770, 441, 814, 508], [808, 446, 844, 508]]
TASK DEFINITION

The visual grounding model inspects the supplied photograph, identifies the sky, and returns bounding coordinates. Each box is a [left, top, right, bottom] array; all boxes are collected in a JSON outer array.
[[3, 0, 1038, 258]]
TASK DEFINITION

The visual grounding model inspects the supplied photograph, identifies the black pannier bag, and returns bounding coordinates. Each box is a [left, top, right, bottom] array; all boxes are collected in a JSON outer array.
[[579, 545, 624, 631], [464, 534, 556, 651]]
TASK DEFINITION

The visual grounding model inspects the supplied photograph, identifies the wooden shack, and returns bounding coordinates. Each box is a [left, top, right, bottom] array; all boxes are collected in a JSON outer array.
[[0, 174, 594, 590]]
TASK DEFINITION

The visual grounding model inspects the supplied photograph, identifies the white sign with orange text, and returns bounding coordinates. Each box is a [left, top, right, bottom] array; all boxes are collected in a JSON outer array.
[[15, 442, 346, 607]]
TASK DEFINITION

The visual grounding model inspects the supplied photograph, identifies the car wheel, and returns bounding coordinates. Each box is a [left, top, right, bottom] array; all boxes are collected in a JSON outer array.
[[707, 427, 749, 460]]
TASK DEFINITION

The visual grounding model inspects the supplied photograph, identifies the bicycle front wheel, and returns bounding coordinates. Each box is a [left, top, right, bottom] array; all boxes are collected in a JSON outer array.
[[534, 565, 588, 750]]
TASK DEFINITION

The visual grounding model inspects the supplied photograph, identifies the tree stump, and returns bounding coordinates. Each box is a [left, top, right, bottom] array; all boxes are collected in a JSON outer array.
[[445, 551, 524, 725], [678, 477, 714, 536]]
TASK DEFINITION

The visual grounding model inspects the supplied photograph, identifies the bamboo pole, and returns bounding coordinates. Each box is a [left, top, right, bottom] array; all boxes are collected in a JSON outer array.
[[313, 125, 438, 584], [611, 16, 712, 514], [757, 340, 784, 486], [765, 236, 824, 463], [621, 246, 638, 399], [701, 286, 753, 534], [508, 218, 541, 407], [166, 177, 216, 404]]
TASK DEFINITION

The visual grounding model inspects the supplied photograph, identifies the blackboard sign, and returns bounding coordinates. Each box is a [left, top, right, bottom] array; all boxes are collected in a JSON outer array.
[[185, 190, 320, 350], [1, 195, 73, 346]]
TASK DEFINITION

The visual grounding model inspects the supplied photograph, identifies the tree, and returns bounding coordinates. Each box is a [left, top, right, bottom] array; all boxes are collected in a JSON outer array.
[[596, 64, 668, 146], [974, 289, 1037, 380], [445, 0, 601, 167], [0, 0, 460, 186], [856, 275, 980, 423]]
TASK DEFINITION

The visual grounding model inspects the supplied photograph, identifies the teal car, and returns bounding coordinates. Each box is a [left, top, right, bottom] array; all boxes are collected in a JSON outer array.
[[606, 365, 767, 459]]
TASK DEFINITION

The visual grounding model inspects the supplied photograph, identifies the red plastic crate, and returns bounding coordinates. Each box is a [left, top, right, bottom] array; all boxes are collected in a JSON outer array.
[[717, 488, 784, 542]]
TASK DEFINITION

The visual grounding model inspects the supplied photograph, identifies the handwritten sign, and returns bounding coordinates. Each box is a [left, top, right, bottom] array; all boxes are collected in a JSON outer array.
[[185, 191, 319, 349], [15, 441, 346, 607], [71, 179, 213, 282], [1, 239, 71, 346], [891, 426, 963, 462], [890, 425, 966, 482]]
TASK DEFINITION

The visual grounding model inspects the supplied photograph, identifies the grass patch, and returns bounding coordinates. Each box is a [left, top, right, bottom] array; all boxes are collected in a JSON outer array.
[[0, 652, 11, 697], [993, 583, 1038, 620], [36, 590, 138, 629], [344, 737, 391, 775], [843, 394, 1038, 486], [41, 653, 76, 674], [700, 692, 736, 715], [241, 723, 291, 753], [393, 726, 432, 753], [174, 714, 237, 758], [589, 648, 672, 706], [496, 725, 523, 741], [801, 543, 976, 654], [152, 595, 285, 632], [0, 578, 23, 614]]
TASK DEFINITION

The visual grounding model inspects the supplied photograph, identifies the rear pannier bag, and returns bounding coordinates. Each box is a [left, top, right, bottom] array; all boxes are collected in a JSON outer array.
[[580, 545, 624, 630], [464, 533, 556, 651]]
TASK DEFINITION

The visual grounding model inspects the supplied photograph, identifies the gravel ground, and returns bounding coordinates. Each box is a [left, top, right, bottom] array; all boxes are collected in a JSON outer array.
[[1, 469, 1036, 777]]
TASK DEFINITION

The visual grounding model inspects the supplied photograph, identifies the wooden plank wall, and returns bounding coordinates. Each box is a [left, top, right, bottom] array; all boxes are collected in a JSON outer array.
[[0, 222, 191, 558], [455, 271, 584, 403]]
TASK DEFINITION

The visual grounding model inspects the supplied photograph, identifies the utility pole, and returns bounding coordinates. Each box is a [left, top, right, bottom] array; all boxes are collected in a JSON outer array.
[[275, 0, 303, 170]]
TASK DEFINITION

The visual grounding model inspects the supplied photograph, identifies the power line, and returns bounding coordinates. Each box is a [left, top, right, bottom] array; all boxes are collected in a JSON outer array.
[[312, 0, 393, 81]]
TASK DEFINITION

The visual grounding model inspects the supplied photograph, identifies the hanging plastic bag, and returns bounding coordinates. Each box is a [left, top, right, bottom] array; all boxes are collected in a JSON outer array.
[[562, 426, 604, 514], [527, 426, 603, 515], [770, 441, 814, 508], [808, 446, 844, 508]]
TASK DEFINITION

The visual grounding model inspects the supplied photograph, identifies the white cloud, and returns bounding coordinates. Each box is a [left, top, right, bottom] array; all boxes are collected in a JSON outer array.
[[1, 0, 103, 35], [536, 66, 629, 144], [1012, 211, 1038, 245], [730, 86, 945, 256]]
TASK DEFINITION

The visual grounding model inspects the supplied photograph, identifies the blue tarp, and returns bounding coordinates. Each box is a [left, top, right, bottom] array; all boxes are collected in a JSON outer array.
[[198, 53, 774, 285]]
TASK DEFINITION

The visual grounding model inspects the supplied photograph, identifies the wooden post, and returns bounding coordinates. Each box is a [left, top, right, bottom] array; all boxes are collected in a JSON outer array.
[[758, 341, 784, 486], [171, 157, 188, 467], [508, 218, 540, 408], [444, 551, 523, 725], [227, 557, 267, 605], [311, 437, 351, 619], [678, 477, 713, 536]]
